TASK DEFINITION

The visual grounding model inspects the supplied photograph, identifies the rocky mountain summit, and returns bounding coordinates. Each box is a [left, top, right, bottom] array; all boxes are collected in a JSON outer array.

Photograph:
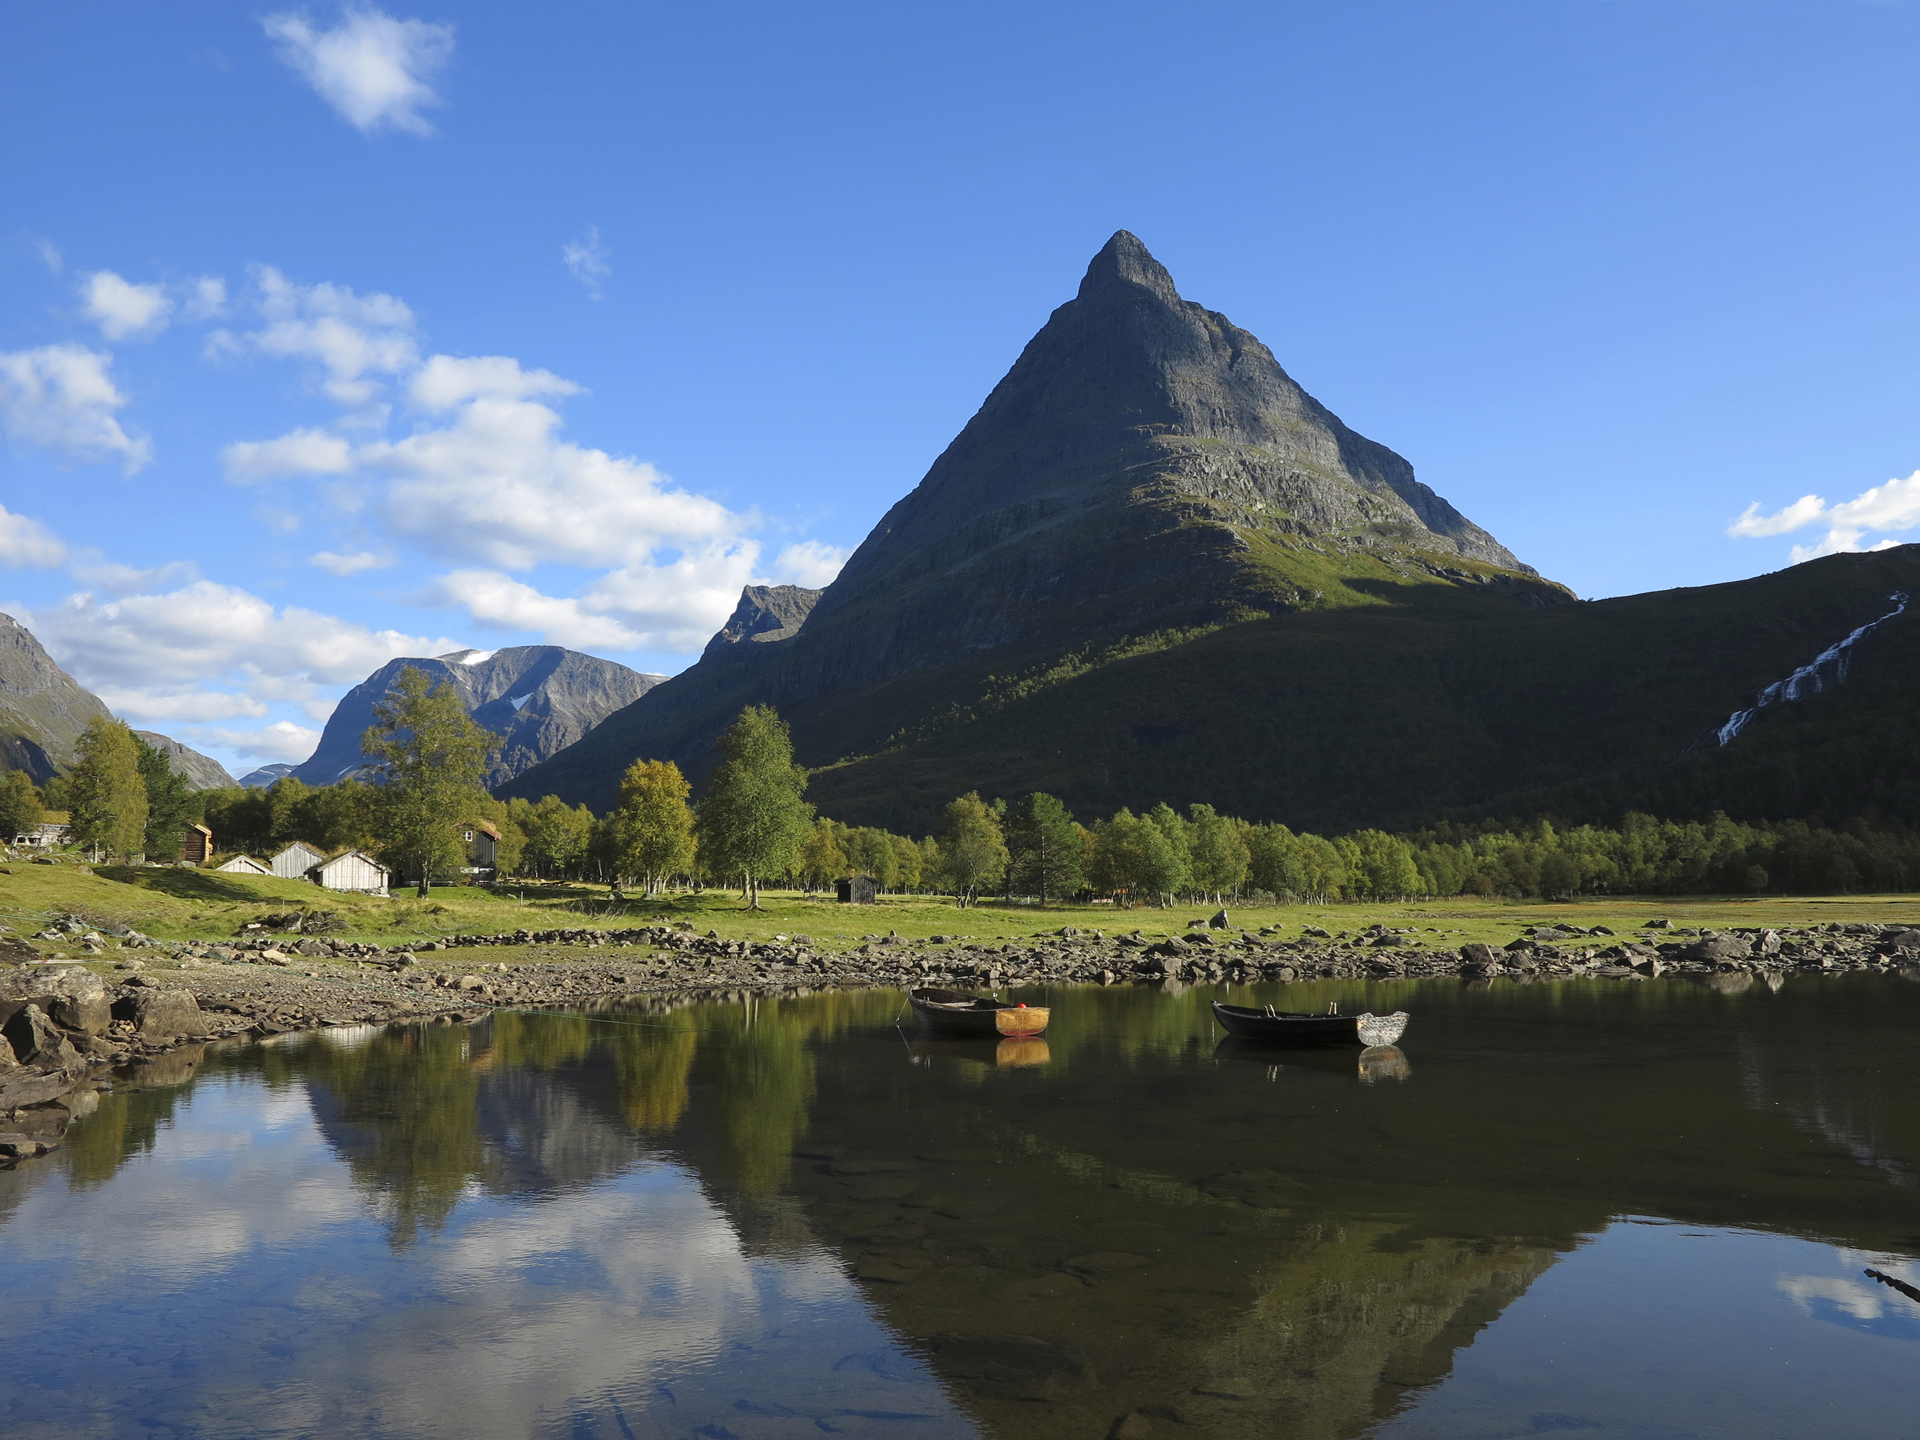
[[704, 585, 822, 655], [292, 647, 663, 791], [504, 232, 1551, 812], [0, 613, 115, 779]]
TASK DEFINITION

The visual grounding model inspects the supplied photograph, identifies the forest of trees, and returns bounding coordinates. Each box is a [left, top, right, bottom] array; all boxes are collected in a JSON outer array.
[[18, 685, 1920, 903]]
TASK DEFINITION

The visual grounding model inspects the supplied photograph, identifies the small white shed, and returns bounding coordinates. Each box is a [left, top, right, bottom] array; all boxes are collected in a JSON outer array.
[[307, 850, 390, 895], [270, 841, 328, 879], [216, 854, 271, 875]]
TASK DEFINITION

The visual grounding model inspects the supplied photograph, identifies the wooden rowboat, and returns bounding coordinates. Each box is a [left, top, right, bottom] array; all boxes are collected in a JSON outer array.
[[1211, 1001, 1408, 1047], [909, 987, 1050, 1038]]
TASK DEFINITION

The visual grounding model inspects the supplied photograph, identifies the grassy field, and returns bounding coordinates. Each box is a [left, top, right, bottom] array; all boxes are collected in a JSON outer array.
[[4, 856, 1917, 955]]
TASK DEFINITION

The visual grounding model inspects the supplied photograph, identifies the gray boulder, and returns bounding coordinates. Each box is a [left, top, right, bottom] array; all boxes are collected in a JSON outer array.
[[1208, 909, 1230, 929], [126, 988, 203, 1040], [3, 1004, 80, 1069], [1687, 935, 1753, 964], [43, 969, 110, 1035]]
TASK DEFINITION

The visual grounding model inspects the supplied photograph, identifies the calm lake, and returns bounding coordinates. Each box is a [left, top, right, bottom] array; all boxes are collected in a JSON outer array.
[[3, 972, 1917, 1440]]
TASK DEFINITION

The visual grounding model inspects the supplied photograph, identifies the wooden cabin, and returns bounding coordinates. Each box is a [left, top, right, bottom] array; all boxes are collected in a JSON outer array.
[[269, 841, 327, 879], [307, 850, 391, 895], [836, 874, 878, 905], [216, 854, 271, 875], [178, 823, 214, 864], [458, 820, 501, 877]]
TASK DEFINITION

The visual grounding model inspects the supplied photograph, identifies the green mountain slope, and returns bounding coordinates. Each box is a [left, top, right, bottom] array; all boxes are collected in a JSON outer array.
[[807, 545, 1920, 833]]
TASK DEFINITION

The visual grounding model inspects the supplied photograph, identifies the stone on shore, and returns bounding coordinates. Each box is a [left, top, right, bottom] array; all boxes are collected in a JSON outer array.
[[126, 988, 204, 1040]]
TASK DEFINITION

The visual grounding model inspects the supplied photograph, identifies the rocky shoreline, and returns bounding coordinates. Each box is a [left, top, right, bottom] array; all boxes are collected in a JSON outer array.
[[6, 915, 1915, 1170]]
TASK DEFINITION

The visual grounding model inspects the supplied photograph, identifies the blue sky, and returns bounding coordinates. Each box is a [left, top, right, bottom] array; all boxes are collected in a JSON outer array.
[[4, 1, 1920, 775]]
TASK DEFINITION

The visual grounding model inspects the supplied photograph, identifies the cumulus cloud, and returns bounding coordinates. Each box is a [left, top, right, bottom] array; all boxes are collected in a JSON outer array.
[[222, 426, 355, 481], [429, 544, 760, 653], [309, 549, 392, 576], [562, 227, 611, 299], [32, 579, 461, 696], [769, 540, 849, 588], [263, 7, 454, 137], [362, 363, 740, 569], [434, 570, 645, 650], [81, 271, 174, 341], [207, 265, 852, 657], [0, 344, 151, 472], [247, 265, 418, 406], [1729, 472, 1920, 563], [94, 688, 270, 723], [408, 353, 579, 411], [0, 505, 68, 568]]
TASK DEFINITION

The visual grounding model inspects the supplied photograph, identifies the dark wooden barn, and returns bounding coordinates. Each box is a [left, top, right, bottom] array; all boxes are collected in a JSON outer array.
[[835, 874, 878, 905]]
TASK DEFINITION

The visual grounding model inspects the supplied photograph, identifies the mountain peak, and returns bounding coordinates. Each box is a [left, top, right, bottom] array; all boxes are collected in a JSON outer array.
[[1077, 230, 1180, 304]]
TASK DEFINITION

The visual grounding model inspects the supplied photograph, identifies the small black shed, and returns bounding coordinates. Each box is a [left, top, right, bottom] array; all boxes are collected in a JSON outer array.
[[836, 874, 878, 905]]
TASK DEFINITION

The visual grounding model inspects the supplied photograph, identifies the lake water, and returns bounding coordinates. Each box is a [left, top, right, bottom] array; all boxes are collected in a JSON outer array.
[[3, 972, 1918, 1440]]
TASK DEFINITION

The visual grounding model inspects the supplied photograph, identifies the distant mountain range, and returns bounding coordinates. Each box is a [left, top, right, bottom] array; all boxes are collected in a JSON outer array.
[[286, 646, 663, 791], [134, 732, 235, 791], [501, 232, 1920, 836]]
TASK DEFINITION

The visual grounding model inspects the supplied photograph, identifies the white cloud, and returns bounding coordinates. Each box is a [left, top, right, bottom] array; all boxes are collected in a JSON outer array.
[[263, 7, 454, 137], [0, 505, 67, 568], [32, 579, 461, 694], [96, 688, 270, 723], [362, 363, 740, 568], [310, 549, 392, 576], [434, 570, 645, 650], [191, 720, 325, 763], [1729, 494, 1828, 539], [0, 344, 151, 473], [432, 544, 759, 653], [408, 353, 579, 411], [248, 265, 418, 406], [81, 271, 173, 341], [1730, 471, 1920, 562], [769, 539, 849, 588], [582, 547, 762, 648], [562, 227, 611, 299], [36, 239, 62, 274], [222, 427, 355, 481]]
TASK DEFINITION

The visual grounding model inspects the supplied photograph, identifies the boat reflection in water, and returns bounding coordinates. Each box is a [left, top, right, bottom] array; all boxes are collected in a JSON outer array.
[[908, 1035, 1053, 1068], [1213, 1036, 1413, 1083]]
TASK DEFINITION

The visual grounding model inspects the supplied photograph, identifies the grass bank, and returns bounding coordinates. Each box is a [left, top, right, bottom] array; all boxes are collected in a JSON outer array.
[[4, 857, 1918, 955]]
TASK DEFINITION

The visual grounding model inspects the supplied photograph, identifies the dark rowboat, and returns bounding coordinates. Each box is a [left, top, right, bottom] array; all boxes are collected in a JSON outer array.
[[909, 987, 1050, 1038], [1211, 1002, 1408, 1047]]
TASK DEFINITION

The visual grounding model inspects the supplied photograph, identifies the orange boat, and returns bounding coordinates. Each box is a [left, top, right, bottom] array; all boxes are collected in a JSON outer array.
[[908, 986, 1050, 1038]]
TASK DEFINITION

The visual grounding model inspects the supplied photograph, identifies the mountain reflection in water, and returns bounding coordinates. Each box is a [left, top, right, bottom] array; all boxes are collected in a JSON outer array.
[[1, 974, 1918, 1439]]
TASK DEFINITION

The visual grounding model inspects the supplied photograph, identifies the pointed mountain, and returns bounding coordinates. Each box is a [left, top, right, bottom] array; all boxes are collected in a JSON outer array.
[[502, 233, 1562, 814], [290, 646, 664, 791]]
